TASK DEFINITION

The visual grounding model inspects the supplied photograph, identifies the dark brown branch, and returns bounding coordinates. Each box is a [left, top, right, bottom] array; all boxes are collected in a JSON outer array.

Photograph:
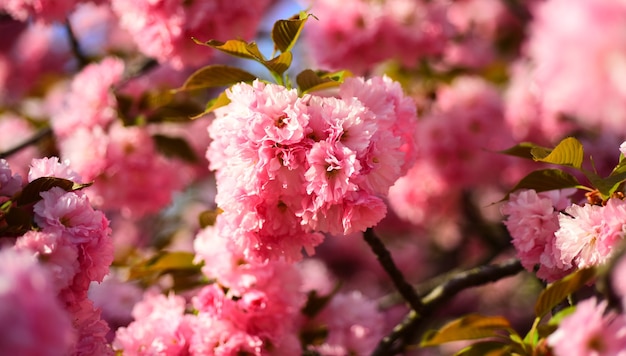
[[65, 19, 89, 69], [0, 127, 52, 159], [371, 258, 524, 356], [363, 228, 424, 314]]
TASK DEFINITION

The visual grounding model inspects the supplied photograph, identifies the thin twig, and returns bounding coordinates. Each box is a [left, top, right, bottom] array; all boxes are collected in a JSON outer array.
[[0, 127, 52, 159], [371, 258, 524, 356], [363, 228, 425, 314], [64, 19, 89, 69]]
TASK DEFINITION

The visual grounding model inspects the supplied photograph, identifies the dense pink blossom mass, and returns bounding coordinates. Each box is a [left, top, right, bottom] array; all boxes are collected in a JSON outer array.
[[4, 0, 626, 354], [206, 77, 418, 262]]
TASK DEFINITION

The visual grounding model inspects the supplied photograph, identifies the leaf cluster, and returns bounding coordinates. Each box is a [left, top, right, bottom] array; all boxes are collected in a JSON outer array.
[[173, 13, 352, 118], [502, 137, 626, 202], [419, 268, 596, 355]]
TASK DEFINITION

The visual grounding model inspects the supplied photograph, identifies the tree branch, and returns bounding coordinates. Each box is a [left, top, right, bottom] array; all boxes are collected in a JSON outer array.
[[65, 19, 89, 69], [363, 228, 424, 314], [0, 127, 52, 160], [371, 258, 524, 356]]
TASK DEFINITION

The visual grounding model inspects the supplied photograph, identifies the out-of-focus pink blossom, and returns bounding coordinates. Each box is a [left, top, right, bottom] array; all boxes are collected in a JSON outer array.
[[0, 159, 22, 197], [0, 0, 87, 23], [0, 248, 76, 356], [305, 291, 386, 356], [51, 57, 125, 138], [113, 290, 193, 355], [0, 113, 39, 178], [548, 298, 626, 356], [527, 0, 626, 131], [305, 0, 453, 74], [110, 0, 273, 69]]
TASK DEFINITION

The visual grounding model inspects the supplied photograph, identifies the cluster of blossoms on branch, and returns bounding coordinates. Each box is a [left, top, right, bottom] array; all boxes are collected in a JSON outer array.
[[1, 158, 113, 354], [206, 76, 418, 262]]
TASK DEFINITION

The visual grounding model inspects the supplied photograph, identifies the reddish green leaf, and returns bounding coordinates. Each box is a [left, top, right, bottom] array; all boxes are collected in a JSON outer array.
[[502, 169, 581, 201], [198, 208, 223, 228], [535, 268, 596, 318], [271, 13, 312, 53], [191, 91, 232, 119], [16, 177, 92, 206], [263, 51, 292, 75], [128, 251, 200, 280], [195, 39, 265, 61], [455, 341, 510, 356], [499, 142, 546, 160], [296, 69, 351, 93], [177, 65, 257, 92], [152, 134, 198, 163], [421, 314, 513, 347]]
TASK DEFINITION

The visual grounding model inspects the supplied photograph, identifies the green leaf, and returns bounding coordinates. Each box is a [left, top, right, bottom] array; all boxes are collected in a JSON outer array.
[[196, 39, 265, 61], [531, 137, 584, 169], [263, 51, 292, 75], [585, 169, 626, 198], [176, 65, 257, 92], [128, 251, 200, 280], [296, 69, 352, 94], [534, 267, 596, 318], [152, 134, 198, 163], [190, 91, 232, 119], [271, 13, 312, 53], [499, 142, 547, 160], [145, 101, 204, 123], [198, 208, 223, 228], [455, 341, 510, 356], [502, 169, 581, 201], [420, 314, 512, 347], [16, 177, 92, 206]]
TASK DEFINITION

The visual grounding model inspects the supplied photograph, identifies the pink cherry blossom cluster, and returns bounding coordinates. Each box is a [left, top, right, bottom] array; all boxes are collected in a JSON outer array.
[[2, 157, 114, 355], [502, 187, 626, 282], [206, 76, 418, 262], [51, 57, 200, 217], [548, 298, 626, 356], [306, 0, 453, 74], [110, 0, 274, 69], [525, 0, 626, 132], [113, 225, 387, 355], [0, 0, 89, 23]]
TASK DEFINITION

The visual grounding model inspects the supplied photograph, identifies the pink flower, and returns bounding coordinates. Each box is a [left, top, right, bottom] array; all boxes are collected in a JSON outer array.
[[555, 198, 626, 269], [501, 189, 575, 281], [0, 159, 22, 196], [0, 0, 85, 22], [0, 248, 76, 355], [527, 0, 626, 131], [51, 57, 124, 138], [548, 298, 626, 356], [113, 290, 193, 355], [207, 77, 417, 261], [305, 140, 361, 204], [14, 229, 80, 292], [111, 0, 272, 69], [28, 156, 82, 183], [305, 291, 386, 356], [305, 0, 453, 73]]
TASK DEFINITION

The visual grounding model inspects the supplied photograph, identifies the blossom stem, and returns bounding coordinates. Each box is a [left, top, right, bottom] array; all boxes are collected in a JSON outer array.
[[363, 228, 425, 314], [371, 258, 524, 356]]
